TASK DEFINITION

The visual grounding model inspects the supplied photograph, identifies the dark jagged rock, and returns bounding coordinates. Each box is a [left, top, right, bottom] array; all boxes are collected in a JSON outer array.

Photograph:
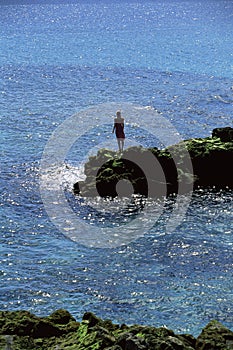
[[0, 309, 79, 339], [212, 127, 233, 142], [0, 310, 62, 338], [196, 320, 233, 349], [0, 310, 232, 349], [47, 309, 76, 325], [74, 127, 233, 197], [82, 311, 103, 328]]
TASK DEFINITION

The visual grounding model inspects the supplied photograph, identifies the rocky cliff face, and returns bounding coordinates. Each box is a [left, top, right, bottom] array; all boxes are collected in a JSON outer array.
[[74, 127, 233, 197]]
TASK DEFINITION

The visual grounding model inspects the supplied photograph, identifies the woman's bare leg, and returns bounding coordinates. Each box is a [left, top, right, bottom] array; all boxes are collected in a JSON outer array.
[[117, 138, 121, 152]]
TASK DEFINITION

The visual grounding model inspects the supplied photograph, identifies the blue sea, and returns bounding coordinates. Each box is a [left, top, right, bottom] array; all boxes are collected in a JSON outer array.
[[1, 0, 233, 337]]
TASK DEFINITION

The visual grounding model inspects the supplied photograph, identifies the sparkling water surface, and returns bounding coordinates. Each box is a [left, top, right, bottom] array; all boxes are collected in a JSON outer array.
[[0, 0, 233, 336]]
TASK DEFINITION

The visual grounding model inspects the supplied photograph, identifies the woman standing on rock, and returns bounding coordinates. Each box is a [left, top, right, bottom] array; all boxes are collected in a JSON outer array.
[[112, 110, 125, 152]]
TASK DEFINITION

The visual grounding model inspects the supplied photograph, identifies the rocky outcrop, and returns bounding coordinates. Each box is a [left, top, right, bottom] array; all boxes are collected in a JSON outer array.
[[74, 127, 233, 197], [212, 127, 233, 142], [0, 310, 232, 349], [196, 320, 233, 350]]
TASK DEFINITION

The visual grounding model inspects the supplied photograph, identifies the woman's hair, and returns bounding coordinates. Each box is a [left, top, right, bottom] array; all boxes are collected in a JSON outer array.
[[116, 110, 121, 118]]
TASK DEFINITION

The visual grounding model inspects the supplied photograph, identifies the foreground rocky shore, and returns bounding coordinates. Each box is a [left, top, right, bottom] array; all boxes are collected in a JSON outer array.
[[74, 127, 233, 197], [0, 309, 232, 349]]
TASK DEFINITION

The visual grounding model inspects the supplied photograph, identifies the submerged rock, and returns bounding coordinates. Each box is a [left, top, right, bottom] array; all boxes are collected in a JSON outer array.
[[0, 310, 232, 349], [74, 127, 233, 197]]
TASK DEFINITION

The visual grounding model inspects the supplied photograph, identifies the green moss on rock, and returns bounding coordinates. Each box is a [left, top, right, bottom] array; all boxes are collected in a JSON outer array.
[[196, 320, 233, 350], [74, 127, 233, 197], [0, 310, 232, 350]]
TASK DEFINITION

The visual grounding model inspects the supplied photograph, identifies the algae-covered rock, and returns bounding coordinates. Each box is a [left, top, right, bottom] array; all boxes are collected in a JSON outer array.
[[0, 310, 61, 338], [47, 309, 76, 325], [0, 309, 80, 349], [182, 136, 233, 189], [118, 325, 195, 350], [74, 127, 233, 197], [196, 320, 233, 350], [0, 309, 79, 339], [0, 310, 232, 350], [212, 127, 233, 142], [75, 146, 180, 197]]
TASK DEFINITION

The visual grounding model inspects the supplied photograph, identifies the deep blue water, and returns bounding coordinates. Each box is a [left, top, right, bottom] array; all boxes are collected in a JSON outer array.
[[0, 0, 233, 336]]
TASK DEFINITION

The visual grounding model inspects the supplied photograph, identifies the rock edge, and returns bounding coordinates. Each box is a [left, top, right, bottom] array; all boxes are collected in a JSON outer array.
[[0, 309, 233, 349], [74, 127, 233, 197]]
